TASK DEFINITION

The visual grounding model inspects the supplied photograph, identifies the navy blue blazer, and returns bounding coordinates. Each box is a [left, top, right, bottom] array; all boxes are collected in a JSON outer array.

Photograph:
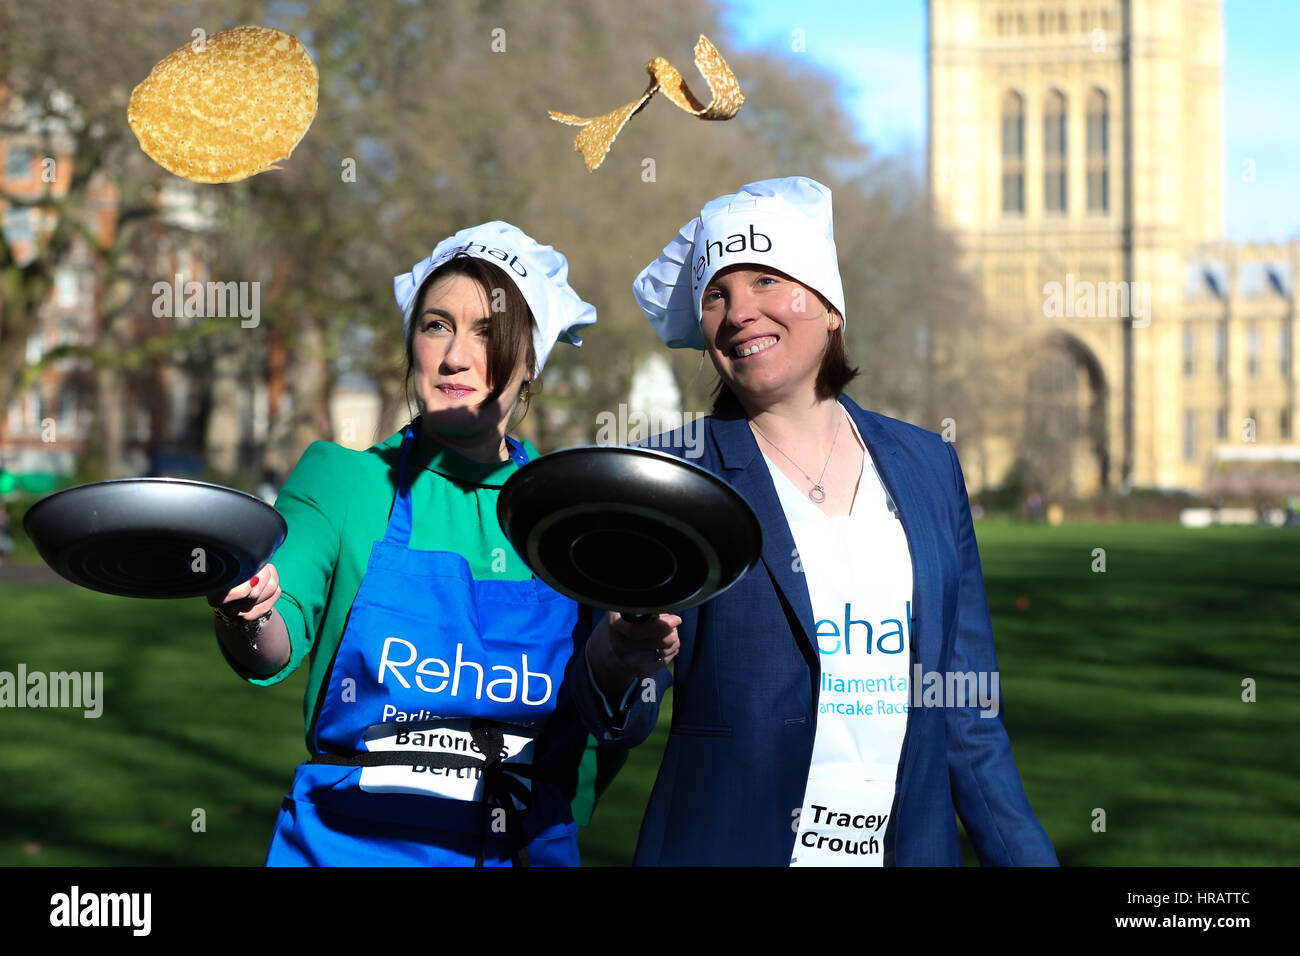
[[566, 393, 1058, 866]]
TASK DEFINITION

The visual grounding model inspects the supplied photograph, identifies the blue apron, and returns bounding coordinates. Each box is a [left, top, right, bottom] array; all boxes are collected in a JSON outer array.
[[265, 425, 582, 866]]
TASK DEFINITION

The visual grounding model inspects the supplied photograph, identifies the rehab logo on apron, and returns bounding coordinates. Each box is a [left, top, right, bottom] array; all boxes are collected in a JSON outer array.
[[310, 426, 577, 803]]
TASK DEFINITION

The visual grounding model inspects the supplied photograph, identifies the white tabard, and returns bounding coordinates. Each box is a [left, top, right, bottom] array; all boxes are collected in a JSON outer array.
[[763, 408, 914, 867]]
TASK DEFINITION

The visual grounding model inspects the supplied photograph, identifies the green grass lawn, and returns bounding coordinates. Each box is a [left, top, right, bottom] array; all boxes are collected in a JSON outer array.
[[1, 522, 1296, 865]]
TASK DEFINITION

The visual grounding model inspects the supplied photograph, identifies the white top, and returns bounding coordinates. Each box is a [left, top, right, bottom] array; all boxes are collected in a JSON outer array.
[[760, 407, 914, 867]]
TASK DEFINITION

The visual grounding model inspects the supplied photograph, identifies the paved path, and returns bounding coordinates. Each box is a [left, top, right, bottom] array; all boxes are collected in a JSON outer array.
[[0, 561, 71, 586]]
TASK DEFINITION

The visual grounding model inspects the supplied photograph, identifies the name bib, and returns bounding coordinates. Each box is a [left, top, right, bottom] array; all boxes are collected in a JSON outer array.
[[357, 718, 536, 803]]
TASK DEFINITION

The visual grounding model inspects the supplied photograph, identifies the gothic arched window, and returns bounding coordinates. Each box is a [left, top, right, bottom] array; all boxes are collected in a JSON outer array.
[[1001, 90, 1025, 215], [1044, 89, 1068, 213], [1086, 88, 1109, 212]]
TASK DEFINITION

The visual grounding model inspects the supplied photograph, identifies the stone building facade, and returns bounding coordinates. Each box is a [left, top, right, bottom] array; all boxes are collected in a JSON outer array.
[[928, 0, 1296, 495]]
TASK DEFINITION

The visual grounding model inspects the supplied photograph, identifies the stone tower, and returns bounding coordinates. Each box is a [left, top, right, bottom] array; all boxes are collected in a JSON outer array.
[[927, 0, 1252, 495]]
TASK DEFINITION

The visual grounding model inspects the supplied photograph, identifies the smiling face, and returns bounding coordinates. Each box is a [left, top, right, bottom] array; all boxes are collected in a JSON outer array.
[[408, 266, 533, 441], [699, 264, 841, 408]]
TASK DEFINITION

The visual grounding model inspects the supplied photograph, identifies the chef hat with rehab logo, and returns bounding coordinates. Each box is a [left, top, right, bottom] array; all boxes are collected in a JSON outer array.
[[394, 220, 597, 375], [632, 176, 845, 350]]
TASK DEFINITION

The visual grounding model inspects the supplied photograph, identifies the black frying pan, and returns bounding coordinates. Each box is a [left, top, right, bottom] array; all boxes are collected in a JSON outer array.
[[22, 478, 286, 599], [497, 446, 762, 616]]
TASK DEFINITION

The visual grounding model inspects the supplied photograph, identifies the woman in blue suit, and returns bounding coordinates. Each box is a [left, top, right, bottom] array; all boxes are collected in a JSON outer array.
[[568, 176, 1057, 866]]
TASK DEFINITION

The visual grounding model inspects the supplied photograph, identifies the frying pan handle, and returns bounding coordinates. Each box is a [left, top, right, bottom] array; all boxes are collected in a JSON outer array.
[[622, 612, 655, 623]]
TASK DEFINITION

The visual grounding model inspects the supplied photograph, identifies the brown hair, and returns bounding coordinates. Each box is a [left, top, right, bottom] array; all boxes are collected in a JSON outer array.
[[710, 313, 859, 414], [403, 256, 538, 419]]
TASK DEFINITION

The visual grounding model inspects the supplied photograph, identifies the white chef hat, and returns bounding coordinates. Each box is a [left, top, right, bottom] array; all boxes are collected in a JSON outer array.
[[632, 176, 845, 350], [394, 220, 597, 374]]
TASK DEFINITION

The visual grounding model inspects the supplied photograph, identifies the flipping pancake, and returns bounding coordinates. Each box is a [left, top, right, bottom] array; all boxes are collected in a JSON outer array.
[[128, 25, 318, 183], [550, 34, 744, 171]]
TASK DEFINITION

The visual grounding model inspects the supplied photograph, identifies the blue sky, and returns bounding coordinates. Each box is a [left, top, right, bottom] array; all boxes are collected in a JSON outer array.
[[721, 0, 1300, 242]]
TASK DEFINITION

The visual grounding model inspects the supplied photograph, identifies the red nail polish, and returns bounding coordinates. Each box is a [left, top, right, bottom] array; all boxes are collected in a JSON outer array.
[[250, 575, 259, 586]]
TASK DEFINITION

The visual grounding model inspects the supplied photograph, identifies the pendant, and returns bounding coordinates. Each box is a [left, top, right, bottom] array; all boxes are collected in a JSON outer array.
[[809, 484, 826, 503]]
